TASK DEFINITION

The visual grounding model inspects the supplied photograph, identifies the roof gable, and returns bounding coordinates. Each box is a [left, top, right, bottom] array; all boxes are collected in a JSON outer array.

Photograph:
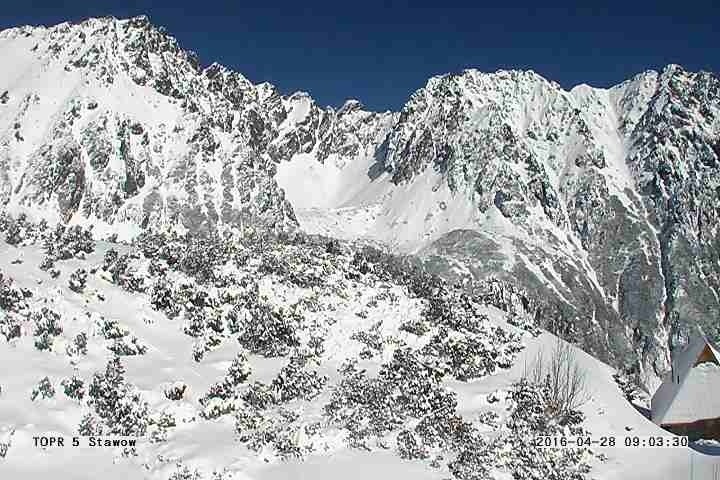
[[651, 335, 720, 425], [695, 344, 720, 366], [660, 362, 720, 424]]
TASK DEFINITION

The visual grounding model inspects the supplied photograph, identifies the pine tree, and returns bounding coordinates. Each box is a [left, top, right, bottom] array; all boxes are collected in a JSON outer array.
[[31, 377, 55, 401], [68, 268, 88, 293]]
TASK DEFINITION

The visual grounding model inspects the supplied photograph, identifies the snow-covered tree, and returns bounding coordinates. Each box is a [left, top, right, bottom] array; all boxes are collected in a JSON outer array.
[[86, 357, 149, 436], [31, 376, 55, 401], [150, 277, 181, 318], [235, 286, 301, 357], [73, 332, 88, 355], [68, 268, 88, 293], [168, 464, 202, 480], [0, 271, 27, 312], [32, 307, 63, 351], [61, 375, 85, 400], [271, 355, 327, 403]]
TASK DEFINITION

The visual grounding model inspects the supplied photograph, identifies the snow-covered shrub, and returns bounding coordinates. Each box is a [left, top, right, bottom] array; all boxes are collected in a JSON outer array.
[[0, 427, 14, 458], [179, 231, 233, 284], [240, 381, 276, 410], [98, 318, 146, 355], [378, 348, 455, 419], [104, 253, 145, 292], [68, 268, 88, 293], [164, 382, 187, 401], [135, 231, 165, 259], [198, 352, 252, 418], [86, 357, 149, 436], [258, 248, 326, 289], [0, 271, 27, 312], [325, 238, 342, 255], [102, 248, 119, 271], [32, 307, 63, 351], [225, 303, 244, 334], [73, 332, 88, 355], [613, 372, 643, 403], [439, 378, 594, 479], [139, 230, 234, 284], [199, 386, 237, 419], [324, 361, 393, 447], [78, 412, 104, 436], [325, 349, 457, 449], [0, 211, 11, 233], [0, 213, 47, 246], [477, 410, 500, 428], [267, 423, 304, 459], [499, 378, 592, 479], [31, 376, 55, 401], [350, 322, 384, 357], [399, 317, 431, 336], [235, 406, 307, 460], [396, 429, 430, 460], [149, 411, 176, 443], [0, 311, 21, 341], [226, 352, 252, 386], [415, 408, 474, 454], [306, 334, 326, 359], [206, 308, 224, 334], [43, 224, 94, 261], [0, 274, 28, 341], [39, 255, 55, 271], [522, 338, 589, 420], [350, 247, 380, 275], [108, 335, 148, 356], [157, 234, 186, 266], [192, 343, 206, 363], [235, 286, 301, 357], [420, 326, 521, 381], [4, 215, 26, 245], [447, 435, 495, 480], [100, 317, 129, 340], [150, 277, 181, 318], [168, 464, 203, 480], [271, 355, 327, 403], [183, 305, 208, 338], [61, 375, 85, 400], [148, 258, 168, 277]]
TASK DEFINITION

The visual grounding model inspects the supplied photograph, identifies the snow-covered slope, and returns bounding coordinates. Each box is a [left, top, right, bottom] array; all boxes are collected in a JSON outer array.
[[1, 226, 718, 479]]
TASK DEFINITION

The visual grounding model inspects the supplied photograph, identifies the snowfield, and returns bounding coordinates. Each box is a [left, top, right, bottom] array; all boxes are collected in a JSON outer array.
[[0, 226, 718, 480]]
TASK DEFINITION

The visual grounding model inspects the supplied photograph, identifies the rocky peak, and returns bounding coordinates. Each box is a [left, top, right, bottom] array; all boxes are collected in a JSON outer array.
[[337, 99, 365, 116], [383, 67, 572, 185]]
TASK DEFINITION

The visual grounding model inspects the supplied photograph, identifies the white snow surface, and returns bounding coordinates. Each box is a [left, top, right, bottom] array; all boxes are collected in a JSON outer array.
[[651, 336, 720, 425], [1, 242, 719, 479]]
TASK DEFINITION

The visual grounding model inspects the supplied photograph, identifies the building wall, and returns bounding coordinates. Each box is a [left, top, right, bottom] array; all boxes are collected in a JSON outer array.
[[663, 417, 720, 441]]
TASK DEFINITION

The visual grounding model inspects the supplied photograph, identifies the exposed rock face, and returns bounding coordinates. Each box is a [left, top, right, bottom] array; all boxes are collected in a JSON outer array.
[[0, 16, 718, 387], [378, 67, 720, 387], [0, 17, 297, 235]]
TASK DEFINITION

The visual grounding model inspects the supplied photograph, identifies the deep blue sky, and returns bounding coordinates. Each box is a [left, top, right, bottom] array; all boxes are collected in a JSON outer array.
[[2, 1, 718, 111]]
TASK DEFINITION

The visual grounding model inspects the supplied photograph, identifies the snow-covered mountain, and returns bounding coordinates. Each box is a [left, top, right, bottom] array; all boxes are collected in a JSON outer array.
[[280, 67, 720, 389], [0, 16, 298, 236], [1, 16, 719, 390]]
